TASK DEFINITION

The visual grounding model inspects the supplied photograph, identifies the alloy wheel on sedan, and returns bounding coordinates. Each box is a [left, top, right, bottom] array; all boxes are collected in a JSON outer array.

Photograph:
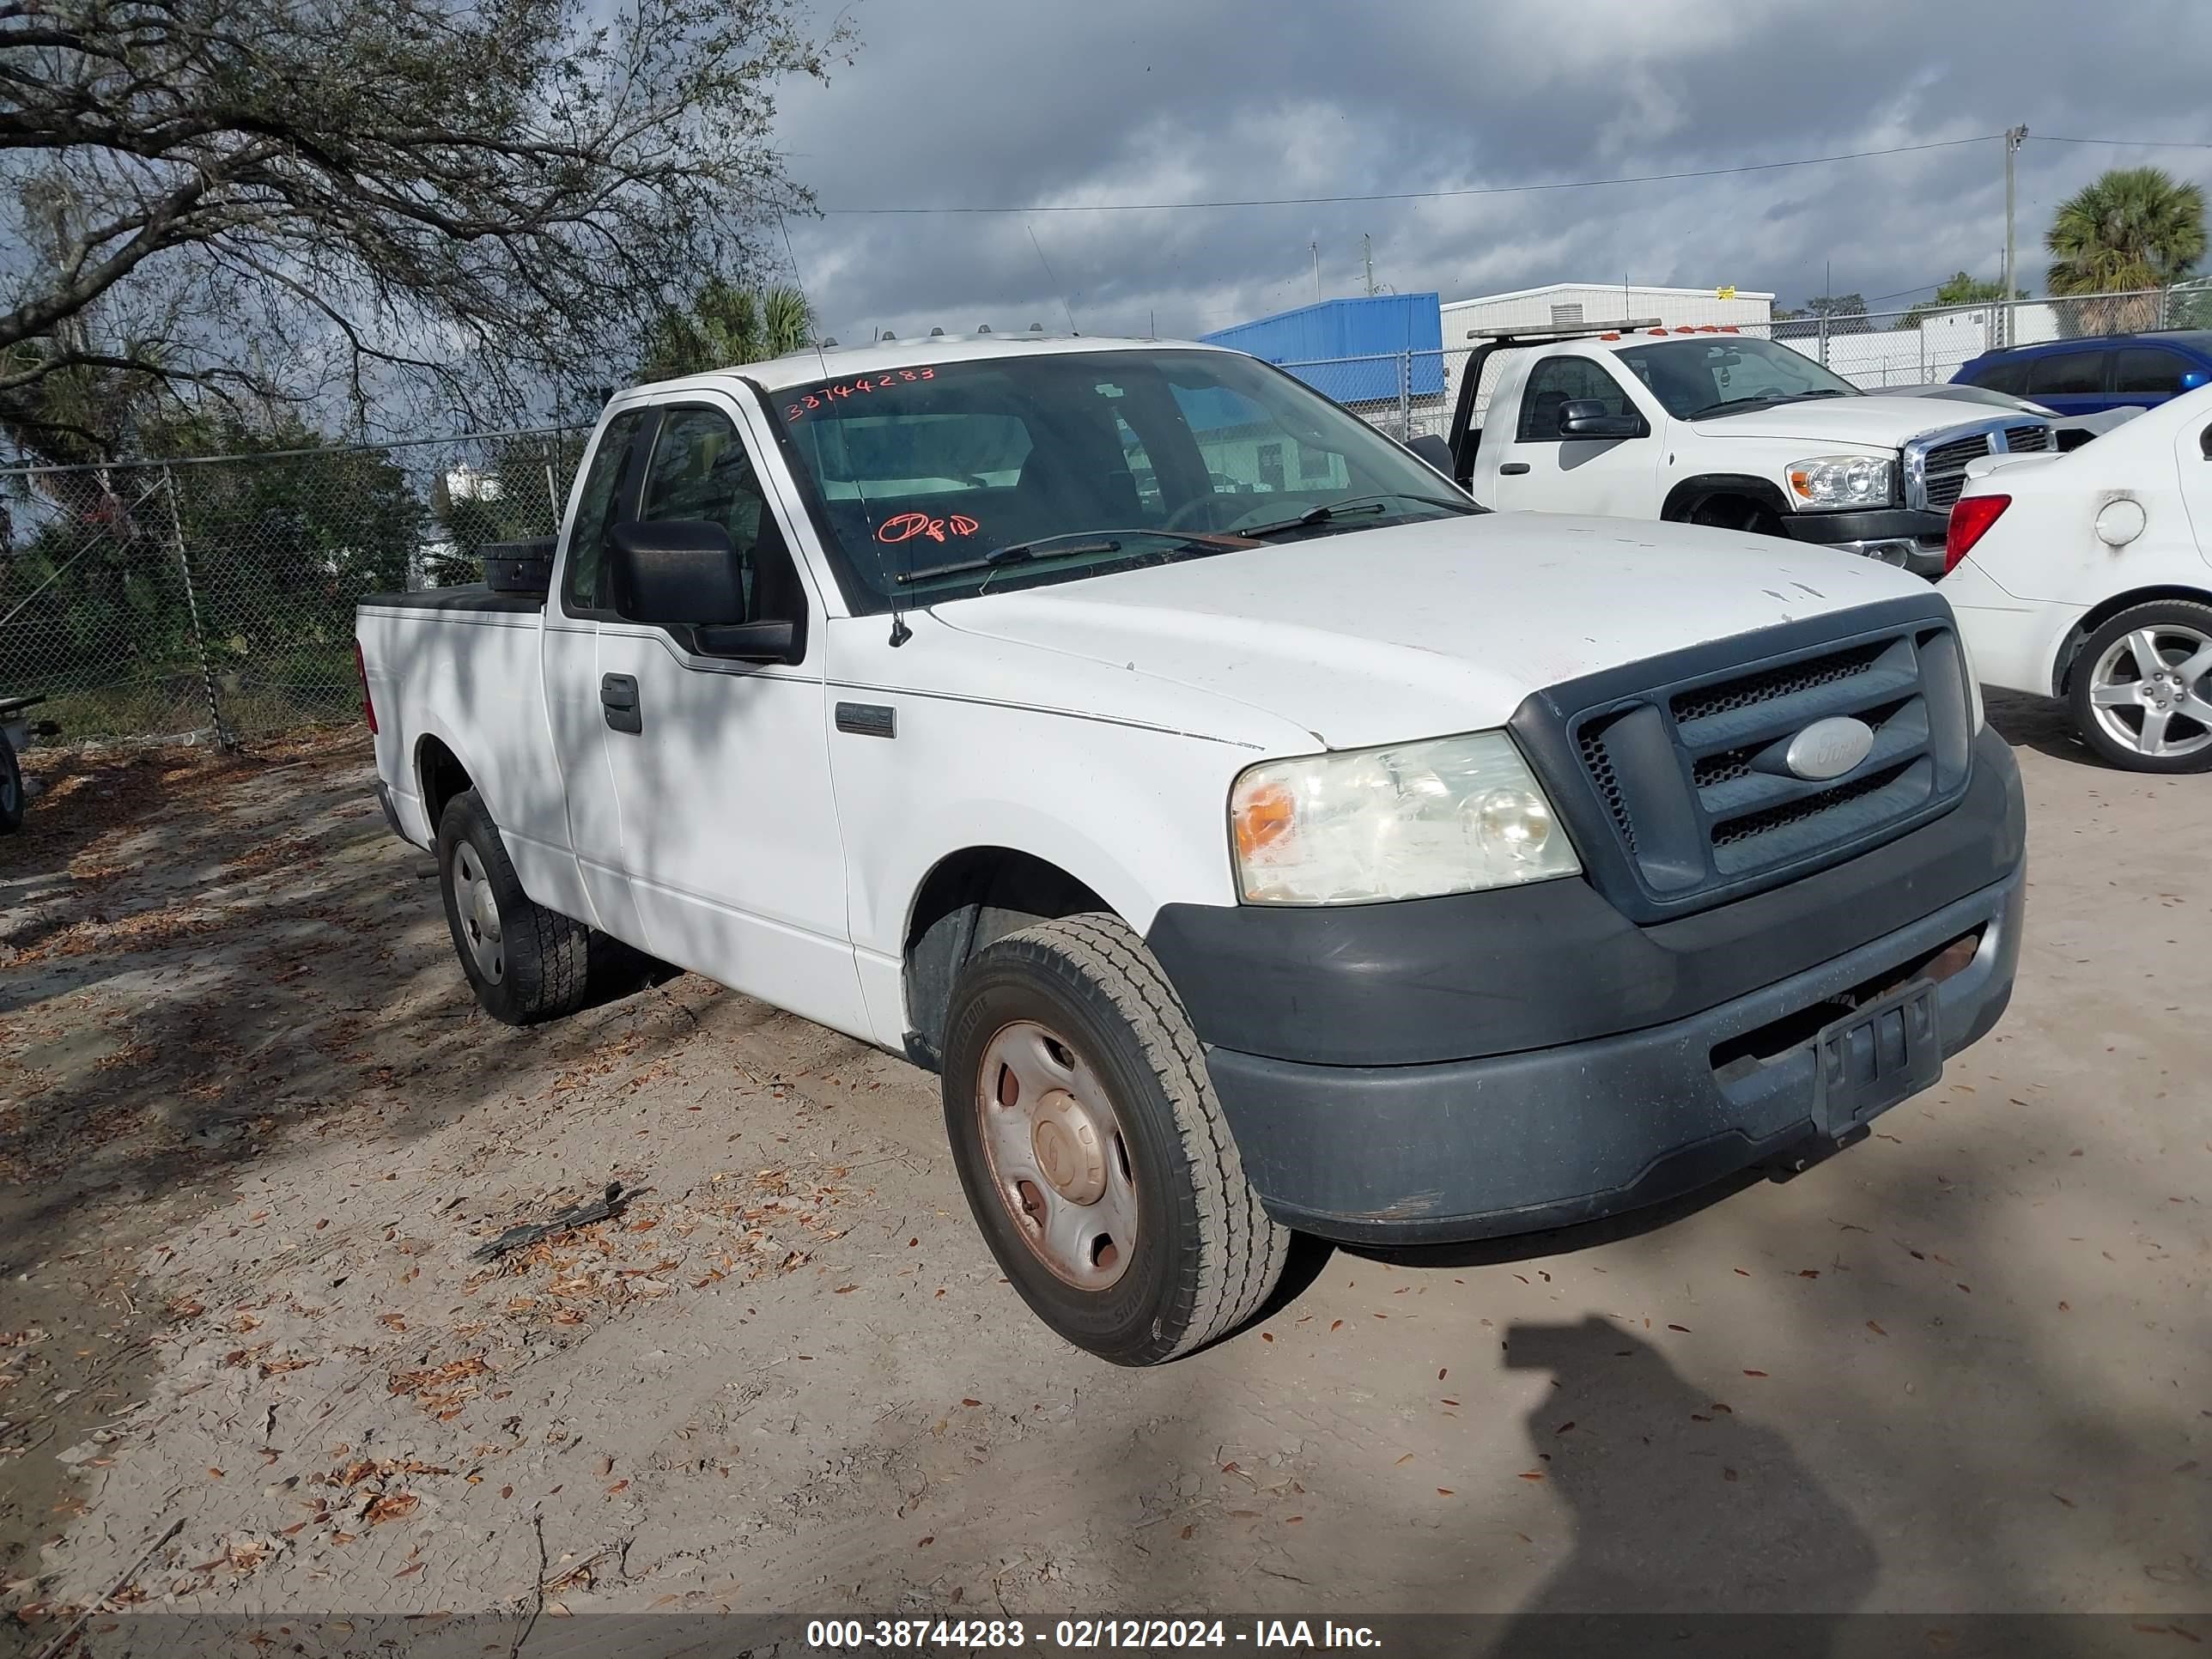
[[2085, 623, 2212, 762]]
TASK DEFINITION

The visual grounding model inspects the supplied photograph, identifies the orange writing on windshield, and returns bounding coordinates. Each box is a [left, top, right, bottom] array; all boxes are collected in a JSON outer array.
[[877, 512, 980, 545]]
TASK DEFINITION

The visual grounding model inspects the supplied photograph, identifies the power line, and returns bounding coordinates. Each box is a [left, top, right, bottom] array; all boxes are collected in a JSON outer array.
[[820, 135, 2002, 216], [2035, 135, 2212, 150]]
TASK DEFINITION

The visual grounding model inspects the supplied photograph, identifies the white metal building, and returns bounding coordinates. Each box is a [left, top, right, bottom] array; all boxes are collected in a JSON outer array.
[[1440, 282, 1777, 342]]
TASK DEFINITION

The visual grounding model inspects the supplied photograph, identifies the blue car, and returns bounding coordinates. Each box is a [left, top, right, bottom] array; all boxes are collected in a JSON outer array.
[[1953, 331, 2212, 417]]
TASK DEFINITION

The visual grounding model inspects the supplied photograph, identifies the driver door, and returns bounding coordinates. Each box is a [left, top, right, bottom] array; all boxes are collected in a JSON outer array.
[[590, 395, 869, 1039], [1487, 352, 1662, 518]]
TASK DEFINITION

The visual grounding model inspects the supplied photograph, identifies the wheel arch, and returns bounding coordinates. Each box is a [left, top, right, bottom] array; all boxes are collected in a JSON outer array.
[[414, 733, 479, 832], [900, 846, 1114, 1072], [2051, 584, 2212, 696], [1661, 473, 1794, 527]]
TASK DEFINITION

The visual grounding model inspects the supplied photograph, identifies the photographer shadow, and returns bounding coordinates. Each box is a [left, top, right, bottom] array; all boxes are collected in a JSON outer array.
[[1486, 1316, 1880, 1659]]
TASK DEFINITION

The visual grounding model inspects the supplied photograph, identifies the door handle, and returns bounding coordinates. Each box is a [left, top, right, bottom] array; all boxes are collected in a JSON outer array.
[[1498, 461, 1532, 476], [599, 672, 641, 734]]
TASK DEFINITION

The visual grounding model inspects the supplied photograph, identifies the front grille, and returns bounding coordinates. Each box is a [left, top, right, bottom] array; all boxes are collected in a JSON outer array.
[[1709, 760, 1911, 848], [1920, 434, 1989, 509], [1906, 419, 2056, 512], [1534, 607, 1978, 919], [1579, 726, 1638, 853], [1671, 641, 1888, 725]]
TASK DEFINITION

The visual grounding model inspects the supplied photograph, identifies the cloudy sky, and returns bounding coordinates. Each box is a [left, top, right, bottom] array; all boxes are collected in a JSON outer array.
[[771, 0, 2212, 345]]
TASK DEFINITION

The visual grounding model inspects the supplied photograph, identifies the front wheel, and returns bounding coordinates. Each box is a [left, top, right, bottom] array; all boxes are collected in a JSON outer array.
[[939, 915, 1288, 1366], [2067, 600, 2212, 773]]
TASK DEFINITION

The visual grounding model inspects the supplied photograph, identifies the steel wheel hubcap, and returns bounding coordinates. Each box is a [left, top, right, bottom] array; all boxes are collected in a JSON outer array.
[[453, 843, 505, 984], [976, 1020, 1136, 1291], [2087, 624, 2212, 759]]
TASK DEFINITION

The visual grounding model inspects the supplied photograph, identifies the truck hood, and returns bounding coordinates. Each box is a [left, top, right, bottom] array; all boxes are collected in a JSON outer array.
[[1686, 395, 1989, 450], [930, 514, 1924, 751]]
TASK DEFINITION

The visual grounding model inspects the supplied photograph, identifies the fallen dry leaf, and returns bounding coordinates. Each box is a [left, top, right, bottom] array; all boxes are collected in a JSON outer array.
[[1395, 1454, 1414, 1467], [1866, 1321, 1887, 1337], [365, 1492, 419, 1525]]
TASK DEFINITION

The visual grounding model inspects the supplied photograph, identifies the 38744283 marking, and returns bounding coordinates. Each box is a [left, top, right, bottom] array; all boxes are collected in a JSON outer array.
[[804, 1618, 1382, 1650], [784, 367, 935, 420]]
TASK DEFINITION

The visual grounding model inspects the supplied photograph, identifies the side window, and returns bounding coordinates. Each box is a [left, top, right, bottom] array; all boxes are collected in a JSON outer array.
[[2114, 347, 2194, 396], [636, 406, 805, 626], [1968, 358, 2030, 396], [562, 411, 645, 613], [1517, 356, 1634, 441], [2027, 349, 2107, 398]]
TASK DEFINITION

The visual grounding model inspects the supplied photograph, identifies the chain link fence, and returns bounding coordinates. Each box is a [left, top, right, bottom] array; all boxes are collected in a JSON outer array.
[[1, 428, 588, 748], [9, 284, 2205, 750]]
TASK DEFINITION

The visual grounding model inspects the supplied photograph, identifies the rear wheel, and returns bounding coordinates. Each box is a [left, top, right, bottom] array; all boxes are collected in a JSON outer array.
[[939, 915, 1288, 1365], [0, 734, 21, 835], [2067, 600, 2212, 774], [436, 789, 596, 1024]]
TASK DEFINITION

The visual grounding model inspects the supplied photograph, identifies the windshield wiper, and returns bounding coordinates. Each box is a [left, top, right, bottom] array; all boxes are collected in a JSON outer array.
[[894, 527, 1236, 586], [1684, 388, 1852, 421], [1236, 491, 1480, 540]]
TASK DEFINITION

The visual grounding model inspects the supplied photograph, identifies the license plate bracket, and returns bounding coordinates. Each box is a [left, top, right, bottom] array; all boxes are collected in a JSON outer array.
[[1811, 978, 1942, 1140]]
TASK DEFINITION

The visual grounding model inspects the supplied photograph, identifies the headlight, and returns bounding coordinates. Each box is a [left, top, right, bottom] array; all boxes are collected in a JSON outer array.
[[1786, 454, 1895, 510], [1230, 731, 1580, 906]]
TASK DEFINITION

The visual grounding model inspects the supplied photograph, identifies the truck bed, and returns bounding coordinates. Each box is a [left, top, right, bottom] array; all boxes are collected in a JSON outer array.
[[358, 584, 544, 616]]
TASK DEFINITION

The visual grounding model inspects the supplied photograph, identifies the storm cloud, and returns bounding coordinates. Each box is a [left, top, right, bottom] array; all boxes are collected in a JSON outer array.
[[774, 0, 2212, 344]]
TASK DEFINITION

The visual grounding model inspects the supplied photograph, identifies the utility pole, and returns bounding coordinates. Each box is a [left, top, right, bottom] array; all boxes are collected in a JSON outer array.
[[1311, 240, 1322, 304], [2003, 125, 2029, 347], [1363, 234, 1376, 297]]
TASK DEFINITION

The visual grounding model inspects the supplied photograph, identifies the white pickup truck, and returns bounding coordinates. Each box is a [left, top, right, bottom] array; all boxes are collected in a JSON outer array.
[[1431, 320, 2056, 580], [356, 334, 2026, 1365]]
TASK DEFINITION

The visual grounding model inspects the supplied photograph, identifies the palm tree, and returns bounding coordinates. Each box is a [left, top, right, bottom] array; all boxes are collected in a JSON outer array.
[[638, 278, 816, 380], [2045, 167, 2208, 333]]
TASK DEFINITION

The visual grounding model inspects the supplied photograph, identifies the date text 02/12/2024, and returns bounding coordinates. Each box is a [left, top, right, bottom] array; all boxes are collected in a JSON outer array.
[[804, 1620, 1383, 1650]]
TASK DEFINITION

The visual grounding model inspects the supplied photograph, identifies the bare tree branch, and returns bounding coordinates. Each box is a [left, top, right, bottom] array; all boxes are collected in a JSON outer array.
[[0, 0, 853, 453]]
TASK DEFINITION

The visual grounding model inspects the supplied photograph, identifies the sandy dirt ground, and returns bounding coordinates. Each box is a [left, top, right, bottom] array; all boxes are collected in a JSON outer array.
[[0, 696, 2206, 1644]]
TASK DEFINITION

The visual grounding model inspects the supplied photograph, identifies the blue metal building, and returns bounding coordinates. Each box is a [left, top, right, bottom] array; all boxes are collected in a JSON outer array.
[[1198, 294, 1444, 404]]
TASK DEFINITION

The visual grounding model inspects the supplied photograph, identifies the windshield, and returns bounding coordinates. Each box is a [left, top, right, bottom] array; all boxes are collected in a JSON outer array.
[[768, 348, 1478, 612], [1613, 337, 1861, 421]]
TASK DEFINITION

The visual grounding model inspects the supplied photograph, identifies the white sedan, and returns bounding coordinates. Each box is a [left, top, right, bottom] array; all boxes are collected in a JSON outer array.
[[1939, 381, 2212, 773]]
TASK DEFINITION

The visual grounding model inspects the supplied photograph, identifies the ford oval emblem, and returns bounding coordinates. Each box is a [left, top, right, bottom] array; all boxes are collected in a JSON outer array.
[[1784, 716, 1875, 781]]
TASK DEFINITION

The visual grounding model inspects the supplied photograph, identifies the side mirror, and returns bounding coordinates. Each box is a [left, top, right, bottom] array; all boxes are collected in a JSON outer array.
[[1559, 399, 1643, 440], [1403, 432, 1455, 474], [611, 520, 742, 623], [608, 520, 801, 663], [2182, 370, 2209, 392]]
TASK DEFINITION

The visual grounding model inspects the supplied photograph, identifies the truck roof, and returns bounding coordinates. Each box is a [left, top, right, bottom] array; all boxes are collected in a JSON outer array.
[[630, 333, 1230, 398]]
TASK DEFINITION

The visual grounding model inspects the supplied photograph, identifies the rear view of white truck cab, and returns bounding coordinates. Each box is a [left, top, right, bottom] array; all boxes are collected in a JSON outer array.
[[356, 334, 2026, 1365]]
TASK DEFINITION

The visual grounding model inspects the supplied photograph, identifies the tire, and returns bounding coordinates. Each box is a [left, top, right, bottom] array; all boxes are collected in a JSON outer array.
[[2066, 599, 2212, 775], [436, 788, 595, 1024], [1689, 495, 1787, 539], [0, 734, 21, 835], [939, 915, 1289, 1366]]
